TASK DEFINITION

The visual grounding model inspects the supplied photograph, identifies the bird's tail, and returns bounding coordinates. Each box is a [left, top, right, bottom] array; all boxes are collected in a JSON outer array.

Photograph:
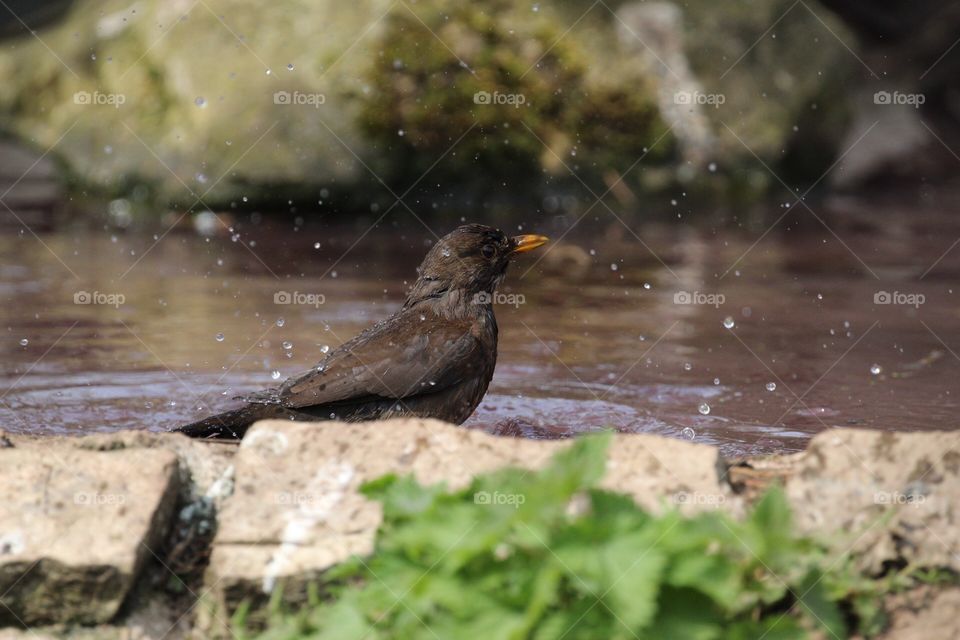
[[175, 404, 286, 439]]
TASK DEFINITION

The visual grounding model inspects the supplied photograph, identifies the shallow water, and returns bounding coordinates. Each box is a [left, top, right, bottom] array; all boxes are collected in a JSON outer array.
[[2, 202, 959, 457]]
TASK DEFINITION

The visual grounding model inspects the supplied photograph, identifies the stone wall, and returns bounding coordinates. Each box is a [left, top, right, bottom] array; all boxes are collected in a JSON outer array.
[[0, 420, 957, 638]]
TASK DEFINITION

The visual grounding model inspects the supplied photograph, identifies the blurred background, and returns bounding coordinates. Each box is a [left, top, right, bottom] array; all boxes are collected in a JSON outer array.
[[2, 0, 959, 455]]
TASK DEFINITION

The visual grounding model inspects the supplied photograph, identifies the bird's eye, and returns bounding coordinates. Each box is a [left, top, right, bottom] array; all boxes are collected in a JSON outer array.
[[481, 244, 496, 259]]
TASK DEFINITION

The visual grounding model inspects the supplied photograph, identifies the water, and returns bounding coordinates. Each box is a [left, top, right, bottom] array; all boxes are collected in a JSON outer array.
[[2, 205, 958, 457]]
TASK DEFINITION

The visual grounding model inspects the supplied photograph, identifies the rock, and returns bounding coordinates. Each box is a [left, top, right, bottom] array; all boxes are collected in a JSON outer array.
[[615, 2, 715, 167], [879, 587, 960, 640], [783, 429, 960, 573], [0, 0, 671, 205], [72, 430, 236, 502], [205, 418, 731, 622], [829, 96, 935, 189], [0, 140, 61, 231], [0, 446, 180, 626]]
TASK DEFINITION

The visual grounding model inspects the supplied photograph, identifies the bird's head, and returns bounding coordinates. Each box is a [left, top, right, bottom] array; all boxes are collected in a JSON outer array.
[[406, 224, 548, 306]]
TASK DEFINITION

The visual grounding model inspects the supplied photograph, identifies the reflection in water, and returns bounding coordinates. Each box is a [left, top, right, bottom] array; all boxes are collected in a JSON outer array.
[[2, 208, 958, 458]]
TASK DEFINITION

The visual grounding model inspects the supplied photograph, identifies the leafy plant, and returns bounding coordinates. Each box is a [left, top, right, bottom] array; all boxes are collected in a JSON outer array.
[[246, 434, 890, 639]]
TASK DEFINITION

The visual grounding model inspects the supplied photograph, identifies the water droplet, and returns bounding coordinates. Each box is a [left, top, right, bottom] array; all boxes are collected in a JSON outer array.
[[215, 333, 225, 342], [19, 338, 28, 346], [282, 341, 293, 350], [194, 96, 207, 108], [765, 382, 777, 391], [276, 318, 285, 327], [713, 377, 720, 385], [870, 364, 882, 375], [320, 345, 330, 354], [816, 293, 823, 300], [441, 248, 451, 257], [397, 129, 405, 137], [271, 370, 281, 380], [313, 242, 320, 249], [286, 63, 294, 71], [683, 362, 692, 371], [723, 316, 735, 329], [532, 3, 540, 11], [698, 403, 711, 415], [681, 427, 696, 440], [643, 282, 651, 290], [708, 162, 717, 172], [610, 263, 618, 271]]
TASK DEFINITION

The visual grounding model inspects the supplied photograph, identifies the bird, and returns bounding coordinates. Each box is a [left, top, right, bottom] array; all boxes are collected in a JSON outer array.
[[176, 224, 548, 439]]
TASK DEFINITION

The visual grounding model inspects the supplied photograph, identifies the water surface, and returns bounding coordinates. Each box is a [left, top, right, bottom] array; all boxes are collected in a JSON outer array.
[[3, 202, 958, 457]]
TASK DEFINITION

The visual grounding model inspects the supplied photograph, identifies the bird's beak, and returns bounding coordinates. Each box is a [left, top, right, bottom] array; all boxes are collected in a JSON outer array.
[[511, 234, 549, 254]]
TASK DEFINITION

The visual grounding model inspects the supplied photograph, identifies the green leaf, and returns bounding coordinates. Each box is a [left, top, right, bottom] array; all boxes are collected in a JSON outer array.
[[600, 537, 665, 630], [666, 552, 742, 609], [645, 588, 723, 640], [748, 486, 793, 560], [794, 570, 846, 639], [364, 473, 447, 522], [724, 615, 808, 640]]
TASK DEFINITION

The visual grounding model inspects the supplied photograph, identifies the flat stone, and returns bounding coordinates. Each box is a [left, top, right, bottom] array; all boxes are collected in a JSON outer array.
[[784, 429, 960, 573], [206, 418, 730, 620], [0, 446, 180, 626]]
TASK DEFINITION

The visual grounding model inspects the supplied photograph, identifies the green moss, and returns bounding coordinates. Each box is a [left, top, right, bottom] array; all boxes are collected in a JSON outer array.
[[356, 0, 673, 189]]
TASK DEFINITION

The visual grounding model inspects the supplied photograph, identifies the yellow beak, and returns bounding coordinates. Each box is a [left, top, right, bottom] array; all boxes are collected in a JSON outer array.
[[511, 234, 549, 254]]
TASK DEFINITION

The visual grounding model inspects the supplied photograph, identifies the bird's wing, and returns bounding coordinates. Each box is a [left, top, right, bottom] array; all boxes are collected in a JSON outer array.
[[274, 309, 485, 409]]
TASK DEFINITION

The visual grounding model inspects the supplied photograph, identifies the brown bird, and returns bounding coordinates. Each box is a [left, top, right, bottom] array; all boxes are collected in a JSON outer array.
[[176, 224, 548, 439]]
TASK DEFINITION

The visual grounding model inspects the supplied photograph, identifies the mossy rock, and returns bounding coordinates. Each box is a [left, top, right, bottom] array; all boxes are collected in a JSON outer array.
[[355, 0, 672, 190]]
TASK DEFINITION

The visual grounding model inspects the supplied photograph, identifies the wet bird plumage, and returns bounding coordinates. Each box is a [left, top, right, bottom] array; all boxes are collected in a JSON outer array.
[[176, 224, 547, 439]]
